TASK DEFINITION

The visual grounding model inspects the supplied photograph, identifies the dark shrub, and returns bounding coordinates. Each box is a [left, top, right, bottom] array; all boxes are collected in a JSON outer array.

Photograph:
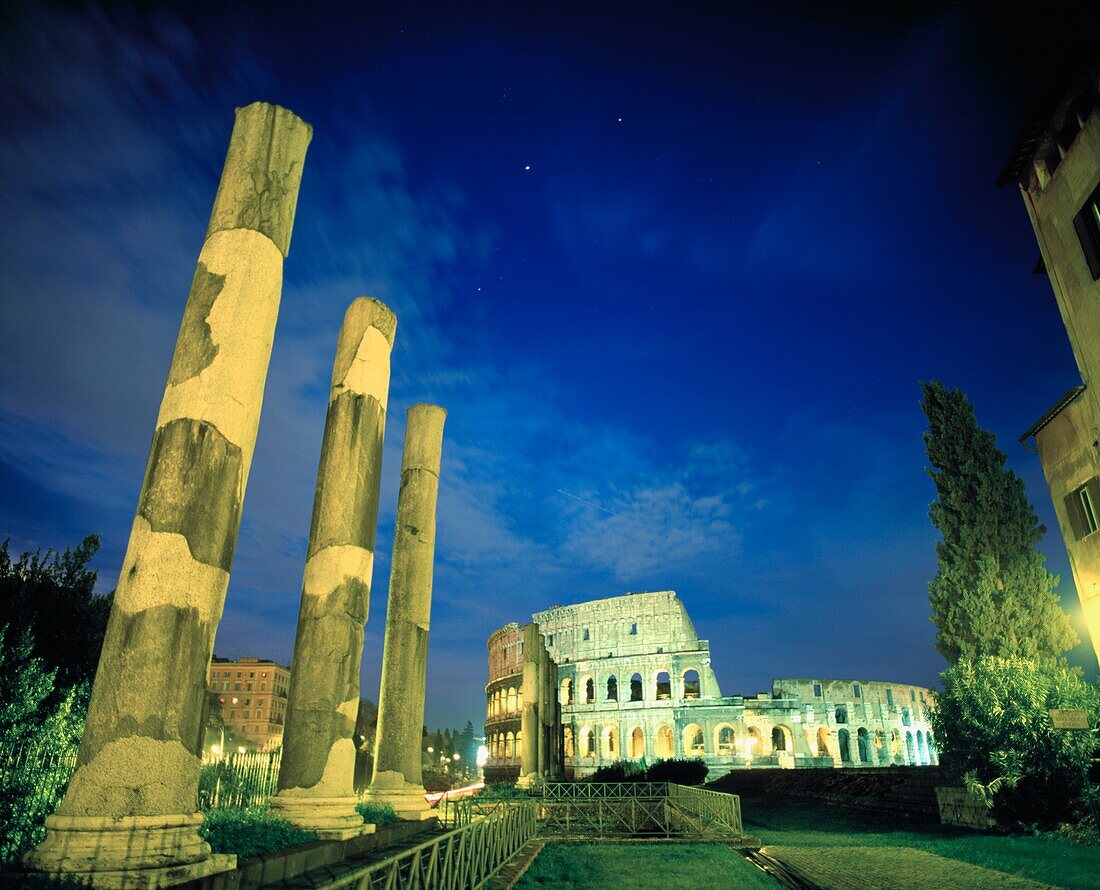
[[421, 769, 453, 793], [587, 761, 646, 783], [199, 806, 317, 858], [356, 801, 399, 826], [646, 758, 708, 785]]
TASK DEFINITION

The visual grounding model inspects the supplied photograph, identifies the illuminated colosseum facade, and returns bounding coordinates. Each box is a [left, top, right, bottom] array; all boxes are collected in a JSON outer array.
[[485, 591, 938, 780]]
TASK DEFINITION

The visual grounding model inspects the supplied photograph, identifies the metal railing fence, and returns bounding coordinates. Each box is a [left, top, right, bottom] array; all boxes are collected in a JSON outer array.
[[325, 800, 538, 889], [0, 742, 78, 864], [667, 783, 744, 835], [197, 748, 281, 809]]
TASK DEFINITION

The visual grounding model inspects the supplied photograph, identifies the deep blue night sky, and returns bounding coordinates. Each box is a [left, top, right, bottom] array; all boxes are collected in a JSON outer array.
[[1, 2, 1097, 731]]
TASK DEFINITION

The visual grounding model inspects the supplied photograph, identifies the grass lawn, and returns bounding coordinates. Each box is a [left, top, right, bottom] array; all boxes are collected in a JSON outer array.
[[514, 843, 776, 888], [739, 792, 1100, 890]]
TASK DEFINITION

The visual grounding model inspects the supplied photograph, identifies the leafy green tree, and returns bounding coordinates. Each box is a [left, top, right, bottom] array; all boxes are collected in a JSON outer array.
[[0, 625, 85, 751], [931, 656, 1099, 826], [921, 382, 1077, 664], [0, 536, 112, 693]]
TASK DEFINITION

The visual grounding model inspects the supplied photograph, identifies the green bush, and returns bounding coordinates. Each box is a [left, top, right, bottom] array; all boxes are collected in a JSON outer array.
[[587, 761, 647, 783], [356, 801, 399, 826], [646, 758, 709, 786], [479, 782, 532, 800], [199, 806, 317, 859], [932, 656, 1099, 827]]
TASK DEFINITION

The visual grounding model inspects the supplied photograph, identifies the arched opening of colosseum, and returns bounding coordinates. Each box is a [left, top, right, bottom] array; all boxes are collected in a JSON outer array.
[[716, 724, 735, 754], [905, 731, 915, 764], [889, 729, 901, 760], [656, 725, 674, 758], [772, 725, 792, 752], [585, 677, 595, 704], [682, 668, 700, 699], [656, 671, 671, 700], [515, 731, 522, 756], [564, 726, 574, 757], [630, 727, 645, 759], [602, 726, 618, 759], [916, 730, 927, 764], [902, 707, 912, 726], [835, 706, 848, 724], [507, 687, 517, 713], [746, 725, 763, 757], [817, 726, 833, 758], [561, 677, 574, 705], [505, 731, 515, 760], [838, 728, 852, 762], [857, 727, 871, 763], [630, 673, 643, 701], [583, 727, 595, 758], [606, 675, 618, 701], [683, 723, 705, 756]]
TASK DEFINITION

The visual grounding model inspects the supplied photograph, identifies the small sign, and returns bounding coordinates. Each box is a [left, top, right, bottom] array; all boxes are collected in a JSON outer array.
[[1049, 709, 1091, 730]]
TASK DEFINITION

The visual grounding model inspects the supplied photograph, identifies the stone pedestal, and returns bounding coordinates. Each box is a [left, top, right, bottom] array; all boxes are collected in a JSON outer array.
[[271, 298, 395, 839], [367, 405, 446, 819], [24, 102, 311, 887]]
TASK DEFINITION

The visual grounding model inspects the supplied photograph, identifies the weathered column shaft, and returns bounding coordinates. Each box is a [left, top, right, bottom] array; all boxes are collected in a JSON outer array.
[[26, 103, 311, 882], [271, 298, 395, 838], [517, 623, 540, 786], [368, 405, 446, 818], [537, 637, 550, 775]]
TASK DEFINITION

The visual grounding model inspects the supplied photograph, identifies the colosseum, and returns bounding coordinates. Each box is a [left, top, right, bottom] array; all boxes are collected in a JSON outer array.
[[484, 590, 938, 782]]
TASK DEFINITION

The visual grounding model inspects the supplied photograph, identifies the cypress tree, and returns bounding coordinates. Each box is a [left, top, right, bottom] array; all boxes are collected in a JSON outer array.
[[921, 381, 1077, 664]]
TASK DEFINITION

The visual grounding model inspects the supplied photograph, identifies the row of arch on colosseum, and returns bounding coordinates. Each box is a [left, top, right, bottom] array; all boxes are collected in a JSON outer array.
[[487, 729, 524, 761], [561, 721, 938, 765], [561, 667, 702, 706], [486, 685, 523, 718]]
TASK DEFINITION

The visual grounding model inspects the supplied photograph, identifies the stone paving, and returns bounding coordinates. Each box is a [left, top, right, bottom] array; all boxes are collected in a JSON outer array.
[[765, 845, 1058, 890]]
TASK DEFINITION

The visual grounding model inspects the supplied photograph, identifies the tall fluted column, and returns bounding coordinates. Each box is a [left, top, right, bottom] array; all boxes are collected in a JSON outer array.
[[26, 103, 311, 885], [367, 405, 446, 819], [517, 622, 540, 788], [270, 298, 395, 838]]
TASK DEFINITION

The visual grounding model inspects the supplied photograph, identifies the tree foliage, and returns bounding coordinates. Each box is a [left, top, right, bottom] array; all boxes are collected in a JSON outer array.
[[920, 382, 1077, 664], [0, 536, 111, 693], [931, 656, 1099, 826]]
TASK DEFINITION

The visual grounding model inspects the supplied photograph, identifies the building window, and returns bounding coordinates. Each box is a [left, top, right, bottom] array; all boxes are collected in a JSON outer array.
[[1066, 479, 1100, 539], [656, 672, 671, 700], [236, 672, 242, 679], [582, 629, 590, 641], [1073, 181, 1100, 280], [547, 634, 553, 646], [812, 683, 821, 698], [853, 684, 862, 698], [249, 672, 255, 679], [630, 622, 637, 635], [234, 683, 240, 691], [886, 688, 894, 707], [835, 706, 848, 724]]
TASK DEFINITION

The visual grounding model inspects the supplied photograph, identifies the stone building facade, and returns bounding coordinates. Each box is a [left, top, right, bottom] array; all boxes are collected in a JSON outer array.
[[483, 623, 524, 782], [1004, 67, 1100, 664], [207, 656, 290, 751], [484, 591, 937, 780]]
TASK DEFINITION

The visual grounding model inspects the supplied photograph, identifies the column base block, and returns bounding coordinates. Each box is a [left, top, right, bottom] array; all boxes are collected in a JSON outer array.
[[363, 785, 433, 820], [268, 795, 367, 838], [24, 812, 214, 875], [516, 773, 538, 789], [23, 854, 236, 889]]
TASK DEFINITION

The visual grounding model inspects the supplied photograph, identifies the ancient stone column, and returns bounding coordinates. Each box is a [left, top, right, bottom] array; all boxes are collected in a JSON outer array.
[[269, 298, 395, 838], [367, 405, 446, 819], [538, 638, 550, 777], [517, 622, 541, 788], [25, 103, 311, 885]]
